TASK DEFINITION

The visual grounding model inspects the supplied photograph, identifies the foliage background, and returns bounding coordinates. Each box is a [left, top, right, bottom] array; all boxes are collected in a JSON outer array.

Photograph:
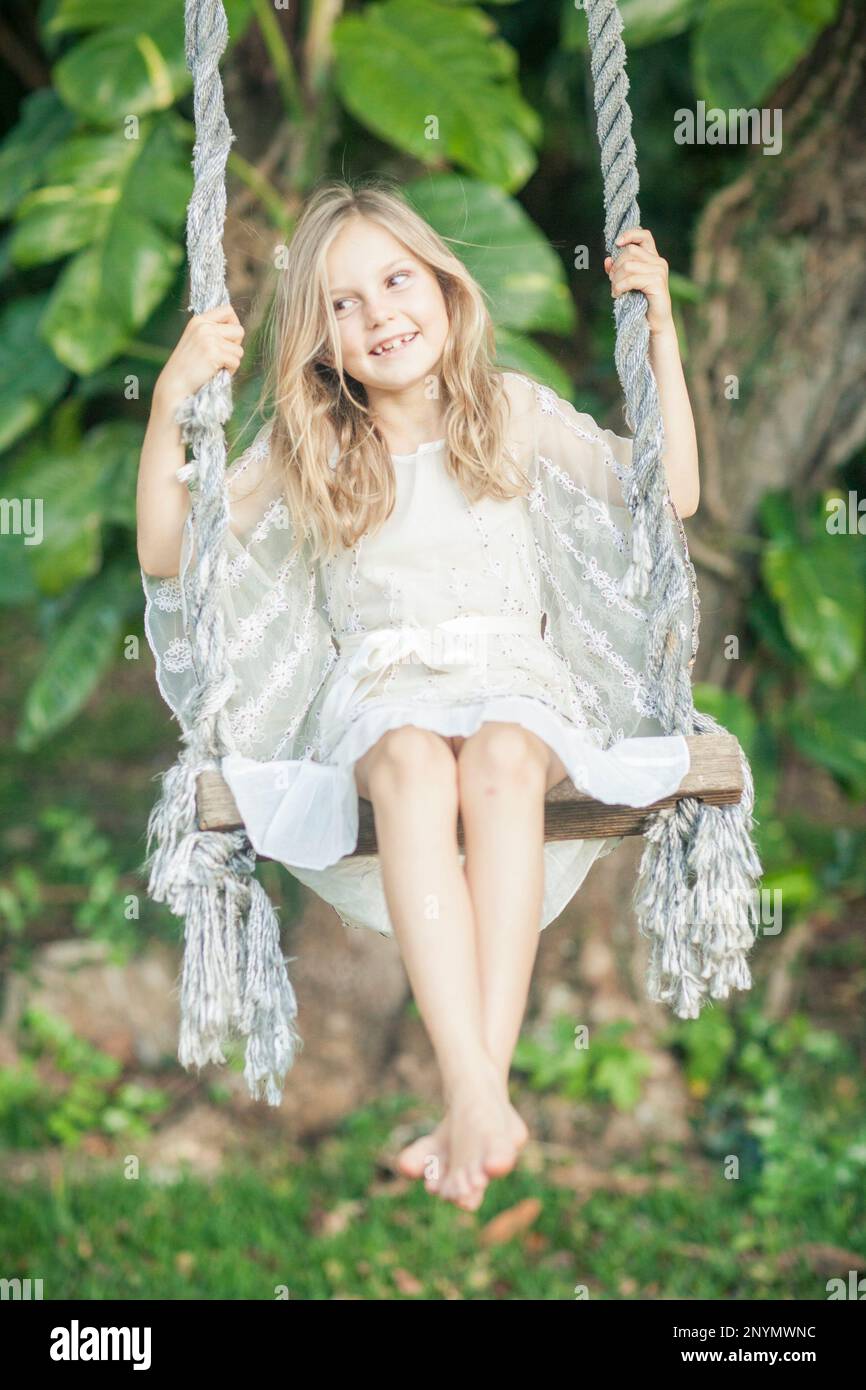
[[0, 0, 864, 1300]]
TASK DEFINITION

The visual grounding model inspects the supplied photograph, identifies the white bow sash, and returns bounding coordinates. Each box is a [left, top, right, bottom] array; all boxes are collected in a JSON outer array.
[[320, 613, 541, 731]]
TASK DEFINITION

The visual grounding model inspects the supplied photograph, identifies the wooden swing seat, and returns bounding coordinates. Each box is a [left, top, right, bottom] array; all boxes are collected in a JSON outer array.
[[195, 732, 742, 859]]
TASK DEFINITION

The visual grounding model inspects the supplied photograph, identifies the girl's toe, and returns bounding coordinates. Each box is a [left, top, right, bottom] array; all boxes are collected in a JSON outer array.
[[484, 1137, 518, 1177], [458, 1187, 485, 1213], [396, 1137, 430, 1177], [424, 1146, 447, 1191], [453, 1166, 472, 1199]]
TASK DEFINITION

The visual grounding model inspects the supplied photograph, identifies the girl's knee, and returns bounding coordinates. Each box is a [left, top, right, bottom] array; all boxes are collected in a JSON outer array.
[[456, 723, 548, 792], [365, 726, 458, 800]]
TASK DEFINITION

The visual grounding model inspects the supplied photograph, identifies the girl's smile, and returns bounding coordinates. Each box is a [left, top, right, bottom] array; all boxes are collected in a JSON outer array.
[[369, 329, 420, 357]]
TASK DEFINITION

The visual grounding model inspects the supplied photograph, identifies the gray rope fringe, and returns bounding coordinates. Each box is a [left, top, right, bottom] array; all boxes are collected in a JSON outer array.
[[583, 0, 763, 1016], [141, 0, 302, 1105]]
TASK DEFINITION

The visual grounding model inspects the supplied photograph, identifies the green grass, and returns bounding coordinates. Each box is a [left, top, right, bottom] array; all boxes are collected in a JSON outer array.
[[2, 1090, 863, 1301]]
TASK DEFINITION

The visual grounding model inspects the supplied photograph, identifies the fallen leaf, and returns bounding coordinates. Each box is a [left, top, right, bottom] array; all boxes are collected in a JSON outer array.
[[480, 1197, 542, 1246]]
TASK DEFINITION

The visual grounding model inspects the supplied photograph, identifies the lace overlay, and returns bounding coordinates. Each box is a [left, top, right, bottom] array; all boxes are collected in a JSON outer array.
[[140, 370, 699, 933]]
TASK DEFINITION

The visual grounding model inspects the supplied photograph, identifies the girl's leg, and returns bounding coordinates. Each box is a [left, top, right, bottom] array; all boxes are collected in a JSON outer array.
[[444, 724, 568, 1191], [396, 724, 568, 1206], [354, 726, 525, 1208]]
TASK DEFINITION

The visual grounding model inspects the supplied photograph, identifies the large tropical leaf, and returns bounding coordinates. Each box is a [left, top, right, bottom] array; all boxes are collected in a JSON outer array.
[[693, 0, 840, 108], [4, 412, 153, 597], [787, 679, 866, 799], [494, 329, 577, 399], [12, 447, 106, 596], [761, 533, 864, 688], [90, 419, 155, 529], [0, 296, 70, 451], [403, 176, 575, 333], [0, 541, 39, 607], [562, 0, 699, 50], [0, 88, 75, 219], [333, 0, 541, 191], [10, 116, 191, 374], [46, 0, 256, 123], [16, 561, 138, 752]]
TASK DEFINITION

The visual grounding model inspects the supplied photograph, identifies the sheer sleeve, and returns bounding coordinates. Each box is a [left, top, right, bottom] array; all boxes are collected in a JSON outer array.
[[140, 420, 337, 761], [503, 369, 699, 744]]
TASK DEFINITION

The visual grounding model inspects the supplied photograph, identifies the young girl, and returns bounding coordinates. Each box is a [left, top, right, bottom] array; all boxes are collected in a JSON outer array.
[[137, 179, 700, 1213]]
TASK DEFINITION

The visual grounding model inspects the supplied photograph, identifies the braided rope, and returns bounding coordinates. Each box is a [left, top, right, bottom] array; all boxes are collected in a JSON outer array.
[[141, 0, 301, 1106], [583, 0, 762, 1015]]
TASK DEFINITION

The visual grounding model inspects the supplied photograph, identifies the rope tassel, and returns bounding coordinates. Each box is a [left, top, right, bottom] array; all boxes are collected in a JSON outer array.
[[241, 881, 304, 1106], [632, 717, 763, 1018], [143, 767, 302, 1106]]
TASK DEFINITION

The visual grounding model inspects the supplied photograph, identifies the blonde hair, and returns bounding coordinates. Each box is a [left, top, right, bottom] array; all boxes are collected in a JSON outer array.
[[251, 176, 533, 561]]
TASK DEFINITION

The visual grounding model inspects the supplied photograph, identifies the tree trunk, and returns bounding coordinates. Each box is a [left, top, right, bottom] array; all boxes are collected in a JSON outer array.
[[684, 0, 866, 679]]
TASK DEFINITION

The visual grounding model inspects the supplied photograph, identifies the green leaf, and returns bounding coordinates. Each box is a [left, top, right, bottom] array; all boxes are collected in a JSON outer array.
[[787, 679, 866, 798], [747, 586, 799, 665], [0, 88, 75, 220], [11, 117, 190, 374], [609, 1061, 651, 1110], [693, 679, 780, 825], [0, 296, 71, 451], [493, 329, 577, 399], [758, 488, 799, 543], [693, 0, 840, 109], [6, 443, 106, 595], [47, 0, 256, 124], [760, 865, 819, 913], [333, 1, 541, 191], [16, 564, 133, 751], [88, 419, 148, 528], [692, 682, 757, 757], [562, 0, 699, 51], [403, 175, 574, 332], [761, 534, 865, 687], [0, 537, 39, 607], [668, 270, 703, 303], [5, 417, 145, 596]]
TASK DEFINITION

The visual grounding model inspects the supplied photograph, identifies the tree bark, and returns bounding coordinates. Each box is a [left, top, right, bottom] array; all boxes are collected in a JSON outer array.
[[684, 0, 866, 680]]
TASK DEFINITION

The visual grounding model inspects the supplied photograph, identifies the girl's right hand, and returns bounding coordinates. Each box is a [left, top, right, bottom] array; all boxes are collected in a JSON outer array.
[[154, 304, 245, 413]]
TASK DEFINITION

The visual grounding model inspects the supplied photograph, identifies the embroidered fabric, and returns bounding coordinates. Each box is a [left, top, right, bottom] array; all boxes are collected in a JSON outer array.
[[140, 369, 699, 935]]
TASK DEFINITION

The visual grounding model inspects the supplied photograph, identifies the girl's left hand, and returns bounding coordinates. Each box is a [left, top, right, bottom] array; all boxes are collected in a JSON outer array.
[[604, 227, 673, 336]]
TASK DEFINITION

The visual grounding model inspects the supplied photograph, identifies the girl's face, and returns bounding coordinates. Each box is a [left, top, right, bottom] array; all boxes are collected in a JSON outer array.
[[323, 216, 450, 394]]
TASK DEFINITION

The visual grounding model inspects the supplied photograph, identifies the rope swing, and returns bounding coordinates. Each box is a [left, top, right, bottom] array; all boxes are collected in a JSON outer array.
[[141, 0, 762, 1106]]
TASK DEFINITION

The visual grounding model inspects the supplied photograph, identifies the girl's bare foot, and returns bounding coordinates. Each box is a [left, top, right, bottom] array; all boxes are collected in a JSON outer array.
[[395, 1120, 449, 1187], [437, 1061, 529, 1210]]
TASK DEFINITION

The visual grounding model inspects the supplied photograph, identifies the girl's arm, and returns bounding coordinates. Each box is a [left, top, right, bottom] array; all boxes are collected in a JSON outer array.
[[604, 228, 700, 518], [136, 384, 190, 577], [136, 304, 246, 577]]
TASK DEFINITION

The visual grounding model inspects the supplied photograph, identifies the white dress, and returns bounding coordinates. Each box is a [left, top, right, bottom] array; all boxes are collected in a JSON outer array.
[[141, 370, 697, 940]]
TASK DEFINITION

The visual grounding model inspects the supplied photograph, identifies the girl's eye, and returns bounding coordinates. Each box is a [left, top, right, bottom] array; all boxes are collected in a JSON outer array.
[[333, 270, 411, 314]]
